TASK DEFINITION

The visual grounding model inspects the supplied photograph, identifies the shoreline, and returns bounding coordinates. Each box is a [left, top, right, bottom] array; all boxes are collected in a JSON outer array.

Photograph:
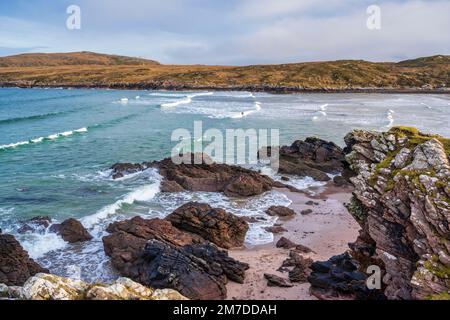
[[226, 183, 360, 300], [0, 83, 449, 95]]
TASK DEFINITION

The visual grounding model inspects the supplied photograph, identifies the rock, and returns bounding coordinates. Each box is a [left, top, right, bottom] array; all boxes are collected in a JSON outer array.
[[86, 277, 188, 300], [102, 217, 248, 300], [281, 176, 290, 181], [110, 163, 146, 179], [300, 209, 313, 215], [344, 127, 450, 299], [136, 240, 227, 300], [264, 274, 293, 287], [111, 154, 276, 197], [0, 283, 8, 297], [20, 273, 88, 300], [5, 274, 188, 300], [261, 137, 347, 181], [17, 216, 52, 234], [333, 175, 350, 187], [103, 217, 203, 278], [308, 252, 385, 300], [50, 218, 92, 243], [281, 251, 313, 283], [265, 226, 287, 234], [165, 202, 249, 249], [160, 179, 184, 192], [182, 243, 249, 284], [276, 237, 314, 253], [0, 234, 49, 286], [305, 201, 315, 205], [265, 206, 296, 217]]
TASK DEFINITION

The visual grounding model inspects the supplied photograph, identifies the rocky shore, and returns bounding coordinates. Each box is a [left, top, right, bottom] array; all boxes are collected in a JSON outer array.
[[1, 127, 449, 300]]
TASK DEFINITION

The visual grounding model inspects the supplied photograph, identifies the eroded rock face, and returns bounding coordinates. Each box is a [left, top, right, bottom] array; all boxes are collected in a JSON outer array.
[[260, 137, 349, 181], [0, 234, 48, 286], [308, 252, 384, 300], [102, 213, 249, 300], [344, 127, 450, 300], [50, 218, 92, 243], [137, 240, 226, 300], [3, 273, 187, 300], [110, 154, 276, 197], [166, 202, 249, 249]]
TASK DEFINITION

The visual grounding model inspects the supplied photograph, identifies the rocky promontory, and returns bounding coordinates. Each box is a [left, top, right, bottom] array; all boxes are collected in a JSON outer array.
[[344, 126, 450, 300]]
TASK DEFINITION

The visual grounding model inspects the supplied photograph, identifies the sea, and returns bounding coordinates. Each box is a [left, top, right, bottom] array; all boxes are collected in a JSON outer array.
[[0, 87, 449, 282]]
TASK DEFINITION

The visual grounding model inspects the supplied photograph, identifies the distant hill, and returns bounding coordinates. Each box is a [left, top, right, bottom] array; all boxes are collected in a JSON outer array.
[[0, 51, 159, 67], [0, 52, 448, 92]]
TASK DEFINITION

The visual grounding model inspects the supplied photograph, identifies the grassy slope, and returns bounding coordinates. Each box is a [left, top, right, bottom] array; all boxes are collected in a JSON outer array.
[[0, 52, 449, 91]]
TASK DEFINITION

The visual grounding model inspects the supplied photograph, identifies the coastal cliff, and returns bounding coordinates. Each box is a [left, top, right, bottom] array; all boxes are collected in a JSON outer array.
[[344, 127, 450, 300]]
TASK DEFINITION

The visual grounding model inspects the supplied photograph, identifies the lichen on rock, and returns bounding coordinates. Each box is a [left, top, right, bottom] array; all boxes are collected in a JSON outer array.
[[344, 126, 450, 300]]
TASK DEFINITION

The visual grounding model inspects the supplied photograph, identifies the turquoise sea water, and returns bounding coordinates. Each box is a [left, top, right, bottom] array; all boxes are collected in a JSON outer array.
[[0, 88, 449, 281]]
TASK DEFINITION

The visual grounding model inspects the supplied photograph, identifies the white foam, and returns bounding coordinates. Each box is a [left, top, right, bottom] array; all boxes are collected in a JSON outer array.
[[82, 174, 161, 228], [160, 92, 213, 108], [320, 103, 329, 111], [120, 98, 129, 104], [0, 127, 88, 151], [20, 232, 68, 260], [386, 110, 395, 127], [135, 96, 140, 100]]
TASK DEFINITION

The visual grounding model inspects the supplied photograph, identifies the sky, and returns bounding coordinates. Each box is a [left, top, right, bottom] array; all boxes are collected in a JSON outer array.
[[0, 0, 449, 65]]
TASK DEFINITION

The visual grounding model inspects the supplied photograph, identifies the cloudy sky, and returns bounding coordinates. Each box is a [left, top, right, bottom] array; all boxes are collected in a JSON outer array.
[[0, 0, 449, 65]]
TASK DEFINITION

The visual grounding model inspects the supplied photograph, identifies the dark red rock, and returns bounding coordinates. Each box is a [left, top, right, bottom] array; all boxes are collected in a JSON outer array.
[[0, 233, 49, 286], [276, 237, 314, 253], [50, 218, 92, 243], [110, 154, 276, 197], [264, 273, 293, 287], [102, 216, 249, 300], [265, 206, 296, 217], [265, 226, 287, 234], [165, 202, 249, 249]]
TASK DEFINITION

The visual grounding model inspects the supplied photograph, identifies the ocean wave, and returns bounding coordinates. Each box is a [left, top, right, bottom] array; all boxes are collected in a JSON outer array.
[[160, 92, 213, 108], [81, 170, 161, 229], [0, 127, 88, 151], [0, 111, 67, 125], [386, 109, 395, 127]]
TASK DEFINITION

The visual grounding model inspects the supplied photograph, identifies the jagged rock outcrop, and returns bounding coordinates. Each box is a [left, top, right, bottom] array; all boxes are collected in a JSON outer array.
[[344, 127, 450, 300], [260, 137, 351, 181], [308, 252, 384, 300], [103, 207, 249, 300], [110, 154, 279, 197], [0, 234, 49, 286], [17, 216, 52, 234], [0, 273, 187, 300], [49, 218, 92, 243], [165, 202, 249, 249]]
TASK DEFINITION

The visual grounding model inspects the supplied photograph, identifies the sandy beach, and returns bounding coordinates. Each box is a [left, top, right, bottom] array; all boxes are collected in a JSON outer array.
[[227, 184, 361, 300]]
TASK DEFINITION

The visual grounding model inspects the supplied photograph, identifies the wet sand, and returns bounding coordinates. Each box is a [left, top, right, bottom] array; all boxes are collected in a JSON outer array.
[[226, 184, 361, 300]]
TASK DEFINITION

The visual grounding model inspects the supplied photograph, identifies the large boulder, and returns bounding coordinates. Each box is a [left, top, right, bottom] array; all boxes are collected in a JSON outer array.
[[103, 217, 203, 279], [3, 273, 187, 300], [165, 202, 249, 249], [344, 127, 450, 300], [0, 234, 49, 286], [102, 217, 249, 300], [260, 137, 349, 181], [110, 154, 276, 197], [50, 218, 92, 243], [265, 205, 296, 218]]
